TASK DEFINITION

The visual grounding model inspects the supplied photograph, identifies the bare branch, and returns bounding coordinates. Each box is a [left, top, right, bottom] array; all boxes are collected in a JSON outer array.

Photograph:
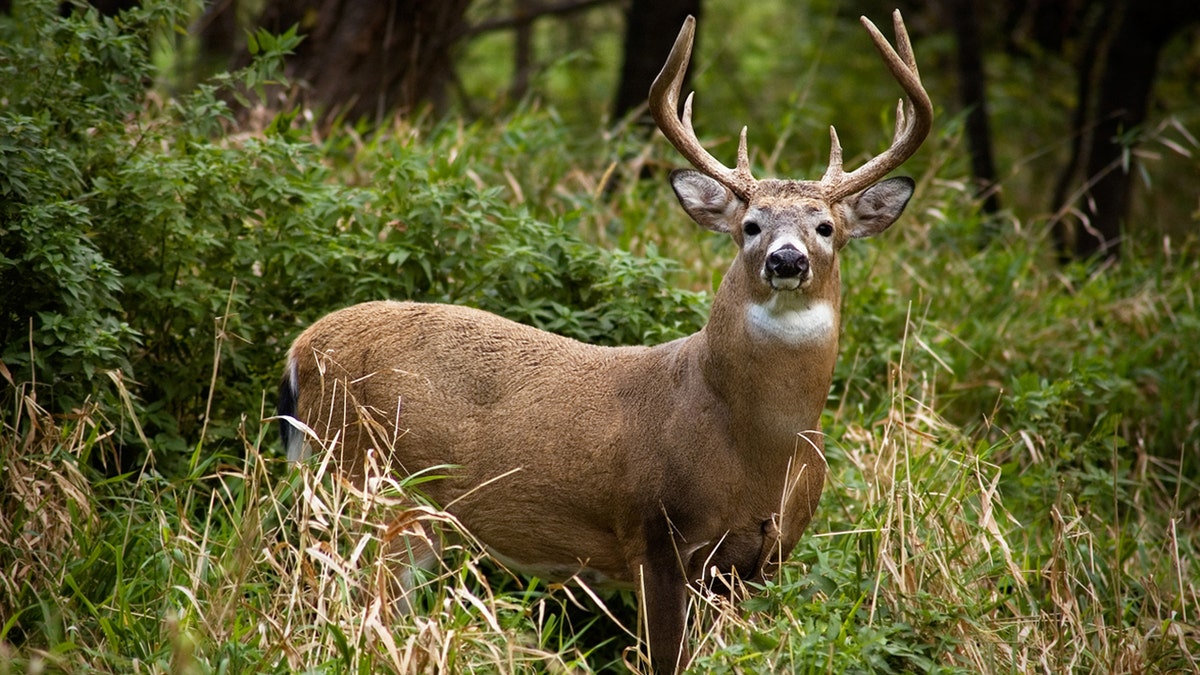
[[461, 0, 619, 39]]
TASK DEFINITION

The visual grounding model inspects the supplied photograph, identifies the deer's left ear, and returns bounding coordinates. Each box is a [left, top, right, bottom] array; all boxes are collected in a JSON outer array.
[[845, 176, 914, 239]]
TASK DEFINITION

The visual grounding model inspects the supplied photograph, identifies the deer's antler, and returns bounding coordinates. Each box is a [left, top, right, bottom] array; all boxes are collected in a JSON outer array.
[[820, 10, 932, 200], [649, 16, 758, 202]]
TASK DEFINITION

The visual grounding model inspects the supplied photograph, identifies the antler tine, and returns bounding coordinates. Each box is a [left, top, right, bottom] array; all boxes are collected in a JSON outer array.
[[891, 9, 919, 78], [650, 16, 758, 201], [821, 126, 844, 183], [822, 9, 933, 201]]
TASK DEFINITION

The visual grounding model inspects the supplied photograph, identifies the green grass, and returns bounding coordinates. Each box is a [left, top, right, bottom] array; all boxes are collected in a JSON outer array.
[[3, 157, 1197, 671], [2, 1, 1198, 672]]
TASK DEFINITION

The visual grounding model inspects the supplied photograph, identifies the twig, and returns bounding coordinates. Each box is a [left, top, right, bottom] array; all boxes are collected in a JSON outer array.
[[460, 0, 619, 39]]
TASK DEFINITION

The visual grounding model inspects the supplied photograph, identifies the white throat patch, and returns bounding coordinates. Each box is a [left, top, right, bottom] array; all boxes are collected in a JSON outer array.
[[746, 296, 836, 346]]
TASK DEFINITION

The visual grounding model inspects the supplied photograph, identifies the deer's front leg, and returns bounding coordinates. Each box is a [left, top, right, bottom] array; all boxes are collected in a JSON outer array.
[[637, 550, 690, 675]]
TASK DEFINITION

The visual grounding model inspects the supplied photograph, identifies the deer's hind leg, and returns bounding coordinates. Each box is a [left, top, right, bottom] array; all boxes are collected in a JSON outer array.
[[378, 509, 444, 615]]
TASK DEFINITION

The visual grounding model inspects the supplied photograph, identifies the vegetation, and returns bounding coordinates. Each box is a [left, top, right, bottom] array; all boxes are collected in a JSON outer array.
[[1, 1, 1197, 673]]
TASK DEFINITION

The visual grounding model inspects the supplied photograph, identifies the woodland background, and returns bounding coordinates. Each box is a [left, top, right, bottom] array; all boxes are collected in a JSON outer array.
[[1, 0, 1198, 672]]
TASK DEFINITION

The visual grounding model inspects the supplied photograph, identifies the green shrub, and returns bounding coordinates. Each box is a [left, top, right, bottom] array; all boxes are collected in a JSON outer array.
[[0, 1, 160, 409], [1, 1, 708, 469]]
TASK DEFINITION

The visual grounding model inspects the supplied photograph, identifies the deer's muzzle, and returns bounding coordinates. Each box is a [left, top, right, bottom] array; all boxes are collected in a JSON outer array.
[[766, 246, 810, 287]]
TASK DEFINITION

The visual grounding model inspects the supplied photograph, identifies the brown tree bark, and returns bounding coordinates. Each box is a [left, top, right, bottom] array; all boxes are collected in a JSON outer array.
[[196, 0, 238, 58], [946, 0, 1001, 216], [612, 0, 702, 122], [251, 0, 471, 125], [1055, 0, 1200, 261]]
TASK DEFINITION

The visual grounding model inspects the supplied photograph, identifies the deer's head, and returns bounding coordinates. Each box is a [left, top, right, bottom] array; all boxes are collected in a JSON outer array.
[[651, 11, 932, 319]]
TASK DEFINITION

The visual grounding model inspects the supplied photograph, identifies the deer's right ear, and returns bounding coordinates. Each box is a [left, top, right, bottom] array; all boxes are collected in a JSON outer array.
[[670, 169, 741, 233]]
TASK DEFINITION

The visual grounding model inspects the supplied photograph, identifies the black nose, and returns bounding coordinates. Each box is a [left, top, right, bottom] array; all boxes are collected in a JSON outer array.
[[766, 247, 809, 279]]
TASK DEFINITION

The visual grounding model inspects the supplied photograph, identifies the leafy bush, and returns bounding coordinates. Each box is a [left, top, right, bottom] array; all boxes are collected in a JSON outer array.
[[0, 2, 160, 408], [0, 1, 708, 468]]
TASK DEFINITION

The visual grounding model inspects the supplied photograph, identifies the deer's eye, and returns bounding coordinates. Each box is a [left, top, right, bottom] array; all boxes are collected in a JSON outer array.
[[743, 221, 761, 237], [816, 222, 834, 237]]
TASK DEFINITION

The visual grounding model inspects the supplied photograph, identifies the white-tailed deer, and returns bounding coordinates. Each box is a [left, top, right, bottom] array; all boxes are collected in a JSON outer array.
[[278, 10, 930, 673]]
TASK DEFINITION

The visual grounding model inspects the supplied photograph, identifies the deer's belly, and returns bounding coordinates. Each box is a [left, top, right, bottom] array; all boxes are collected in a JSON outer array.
[[487, 547, 635, 589]]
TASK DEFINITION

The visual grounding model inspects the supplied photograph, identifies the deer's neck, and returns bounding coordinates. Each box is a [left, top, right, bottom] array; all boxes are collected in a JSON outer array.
[[694, 262, 842, 446]]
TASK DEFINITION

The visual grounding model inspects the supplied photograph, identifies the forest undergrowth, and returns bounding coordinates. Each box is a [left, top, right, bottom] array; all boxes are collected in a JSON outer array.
[[2, 2, 1198, 673]]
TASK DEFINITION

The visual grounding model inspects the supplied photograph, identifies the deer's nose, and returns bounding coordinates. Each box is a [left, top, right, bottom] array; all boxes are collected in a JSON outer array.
[[766, 246, 809, 279]]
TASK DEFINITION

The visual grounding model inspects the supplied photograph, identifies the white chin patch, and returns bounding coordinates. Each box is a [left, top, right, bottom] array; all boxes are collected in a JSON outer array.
[[746, 297, 835, 346], [769, 277, 802, 291]]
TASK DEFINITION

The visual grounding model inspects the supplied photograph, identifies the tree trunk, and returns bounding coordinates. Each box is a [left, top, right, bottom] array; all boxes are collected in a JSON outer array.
[[947, 0, 1001, 216], [1056, 0, 1200, 261], [252, 0, 471, 125], [194, 0, 240, 74], [1049, 1, 1107, 262], [510, 0, 535, 101], [612, 0, 702, 122]]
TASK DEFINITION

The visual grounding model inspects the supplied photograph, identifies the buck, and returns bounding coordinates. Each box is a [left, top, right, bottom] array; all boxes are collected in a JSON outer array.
[[278, 10, 930, 673]]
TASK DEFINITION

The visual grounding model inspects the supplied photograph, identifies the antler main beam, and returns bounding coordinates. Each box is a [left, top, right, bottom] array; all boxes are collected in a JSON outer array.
[[821, 10, 933, 200], [649, 16, 758, 201]]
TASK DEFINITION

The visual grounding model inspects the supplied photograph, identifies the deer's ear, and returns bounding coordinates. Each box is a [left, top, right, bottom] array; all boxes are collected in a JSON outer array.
[[845, 176, 914, 239], [670, 169, 743, 233]]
